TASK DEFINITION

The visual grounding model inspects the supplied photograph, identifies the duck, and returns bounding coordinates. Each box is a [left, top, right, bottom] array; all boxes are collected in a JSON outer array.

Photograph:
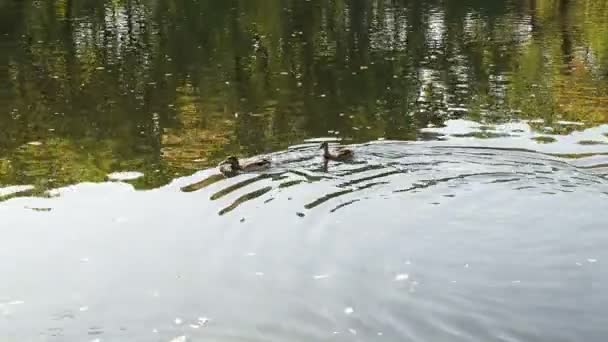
[[218, 155, 271, 176], [319, 142, 354, 161]]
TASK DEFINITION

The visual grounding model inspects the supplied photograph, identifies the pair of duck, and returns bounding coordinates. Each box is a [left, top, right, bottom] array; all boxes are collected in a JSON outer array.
[[218, 142, 353, 175]]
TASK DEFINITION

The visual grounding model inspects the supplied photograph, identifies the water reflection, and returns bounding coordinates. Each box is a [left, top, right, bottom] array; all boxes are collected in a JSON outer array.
[[2, 0, 608, 190]]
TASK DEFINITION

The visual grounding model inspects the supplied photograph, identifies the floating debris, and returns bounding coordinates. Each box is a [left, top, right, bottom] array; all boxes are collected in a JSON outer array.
[[394, 274, 409, 281], [344, 307, 354, 315], [255, 272, 264, 276], [27, 141, 43, 146], [169, 336, 187, 342], [25, 206, 52, 212], [79, 306, 89, 312], [313, 274, 330, 280], [113, 217, 128, 224], [174, 318, 183, 325], [198, 317, 209, 326], [588, 258, 598, 263]]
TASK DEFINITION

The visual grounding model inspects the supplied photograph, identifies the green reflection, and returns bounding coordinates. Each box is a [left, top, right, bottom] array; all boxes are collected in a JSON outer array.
[[532, 136, 557, 144], [1, 0, 608, 192]]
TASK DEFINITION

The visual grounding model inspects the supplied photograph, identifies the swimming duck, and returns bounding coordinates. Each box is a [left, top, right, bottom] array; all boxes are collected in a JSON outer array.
[[320, 142, 354, 161], [218, 155, 271, 176]]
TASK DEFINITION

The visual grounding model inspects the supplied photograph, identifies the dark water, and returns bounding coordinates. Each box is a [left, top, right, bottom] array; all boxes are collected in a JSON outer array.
[[2, 1, 608, 341], [1, 0, 608, 190]]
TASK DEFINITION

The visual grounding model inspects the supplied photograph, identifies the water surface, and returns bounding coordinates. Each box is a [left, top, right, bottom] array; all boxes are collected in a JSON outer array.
[[2, 141, 608, 341], [2, 1, 608, 341]]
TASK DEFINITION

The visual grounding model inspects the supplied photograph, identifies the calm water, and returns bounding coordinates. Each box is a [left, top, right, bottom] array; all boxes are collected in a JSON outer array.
[[2, 0, 608, 341]]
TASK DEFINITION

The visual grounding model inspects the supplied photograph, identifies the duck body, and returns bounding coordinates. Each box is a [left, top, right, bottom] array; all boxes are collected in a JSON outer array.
[[320, 142, 354, 161], [218, 156, 271, 176], [240, 157, 272, 172]]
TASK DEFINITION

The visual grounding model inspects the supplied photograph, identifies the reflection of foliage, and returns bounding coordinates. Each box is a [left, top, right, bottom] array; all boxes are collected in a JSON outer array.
[[532, 136, 557, 144], [578, 140, 608, 145], [507, 0, 608, 127], [1, 0, 608, 192], [3, 139, 113, 188], [0, 159, 10, 176]]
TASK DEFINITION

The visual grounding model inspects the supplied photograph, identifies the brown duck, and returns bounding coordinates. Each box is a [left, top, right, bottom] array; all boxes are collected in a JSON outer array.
[[319, 142, 354, 161], [218, 156, 271, 176]]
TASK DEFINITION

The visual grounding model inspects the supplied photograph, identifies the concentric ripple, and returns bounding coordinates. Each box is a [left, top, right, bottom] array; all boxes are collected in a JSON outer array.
[[178, 142, 608, 216]]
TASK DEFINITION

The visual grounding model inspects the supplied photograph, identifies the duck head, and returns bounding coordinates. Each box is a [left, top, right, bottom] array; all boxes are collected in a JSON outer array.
[[222, 156, 241, 170]]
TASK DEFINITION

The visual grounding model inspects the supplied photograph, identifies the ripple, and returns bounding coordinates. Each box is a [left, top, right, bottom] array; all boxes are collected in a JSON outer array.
[[218, 186, 273, 215], [209, 175, 272, 200], [3, 141, 608, 341], [330, 199, 361, 213], [170, 141, 608, 219], [0, 185, 35, 199], [88, 326, 104, 335]]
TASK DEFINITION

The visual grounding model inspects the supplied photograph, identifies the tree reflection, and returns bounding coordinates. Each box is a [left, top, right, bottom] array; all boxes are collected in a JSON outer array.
[[1, 0, 607, 191]]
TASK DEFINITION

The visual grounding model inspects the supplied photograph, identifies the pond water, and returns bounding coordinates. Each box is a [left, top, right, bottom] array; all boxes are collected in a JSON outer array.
[[2, 0, 608, 341]]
